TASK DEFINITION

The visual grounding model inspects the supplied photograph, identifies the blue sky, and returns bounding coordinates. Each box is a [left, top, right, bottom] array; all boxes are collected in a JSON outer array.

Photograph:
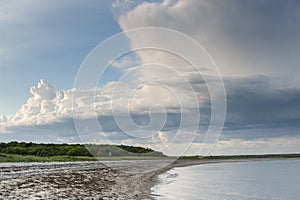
[[1, 0, 300, 156], [0, 0, 122, 115]]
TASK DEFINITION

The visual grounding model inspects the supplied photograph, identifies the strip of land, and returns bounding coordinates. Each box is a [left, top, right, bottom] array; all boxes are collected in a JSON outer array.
[[0, 142, 164, 161], [1, 142, 300, 162]]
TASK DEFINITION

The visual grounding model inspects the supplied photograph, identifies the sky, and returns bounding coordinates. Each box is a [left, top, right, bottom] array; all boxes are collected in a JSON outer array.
[[0, 0, 300, 156]]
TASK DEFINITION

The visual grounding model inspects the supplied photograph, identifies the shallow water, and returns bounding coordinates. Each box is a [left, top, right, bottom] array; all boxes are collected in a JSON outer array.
[[152, 160, 300, 200]]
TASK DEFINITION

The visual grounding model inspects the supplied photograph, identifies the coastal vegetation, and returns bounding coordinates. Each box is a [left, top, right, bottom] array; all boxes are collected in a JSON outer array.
[[0, 141, 165, 162]]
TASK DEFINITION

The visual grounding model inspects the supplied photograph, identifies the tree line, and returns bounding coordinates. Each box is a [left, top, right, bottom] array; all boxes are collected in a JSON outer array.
[[0, 142, 164, 157]]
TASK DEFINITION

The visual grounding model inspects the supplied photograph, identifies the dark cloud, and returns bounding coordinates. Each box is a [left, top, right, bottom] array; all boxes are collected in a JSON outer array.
[[188, 74, 300, 140], [223, 75, 300, 138]]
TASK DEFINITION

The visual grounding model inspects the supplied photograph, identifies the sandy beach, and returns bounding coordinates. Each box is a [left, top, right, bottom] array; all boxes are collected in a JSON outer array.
[[0, 160, 176, 199], [0, 158, 298, 199]]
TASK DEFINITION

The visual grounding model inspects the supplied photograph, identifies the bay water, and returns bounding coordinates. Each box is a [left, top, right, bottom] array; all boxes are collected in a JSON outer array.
[[151, 160, 300, 200]]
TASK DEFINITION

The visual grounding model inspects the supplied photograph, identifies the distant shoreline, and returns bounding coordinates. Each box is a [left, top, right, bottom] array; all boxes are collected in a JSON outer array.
[[1, 151, 300, 163]]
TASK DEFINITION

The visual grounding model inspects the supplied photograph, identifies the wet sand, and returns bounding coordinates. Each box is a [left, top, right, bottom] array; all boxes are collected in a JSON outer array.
[[1, 158, 298, 199], [0, 160, 175, 199]]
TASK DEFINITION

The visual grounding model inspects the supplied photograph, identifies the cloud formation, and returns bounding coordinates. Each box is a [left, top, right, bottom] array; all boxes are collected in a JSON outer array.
[[0, 78, 199, 140], [117, 0, 300, 79]]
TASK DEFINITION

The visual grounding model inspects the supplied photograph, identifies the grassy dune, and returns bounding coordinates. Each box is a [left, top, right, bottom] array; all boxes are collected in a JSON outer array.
[[0, 153, 171, 162], [0, 153, 98, 162]]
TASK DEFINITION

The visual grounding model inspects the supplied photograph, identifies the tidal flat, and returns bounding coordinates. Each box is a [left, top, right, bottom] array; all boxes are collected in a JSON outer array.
[[1, 158, 299, 199]]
